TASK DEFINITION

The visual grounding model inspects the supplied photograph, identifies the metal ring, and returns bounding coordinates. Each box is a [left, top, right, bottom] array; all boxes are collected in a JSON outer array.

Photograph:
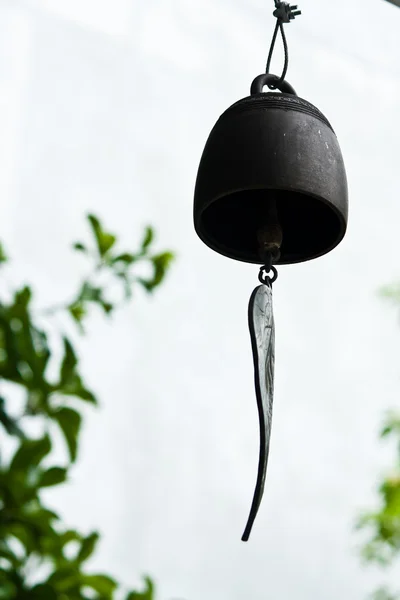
[[250, 73, 296, 96], [258, 265, 278, 285]]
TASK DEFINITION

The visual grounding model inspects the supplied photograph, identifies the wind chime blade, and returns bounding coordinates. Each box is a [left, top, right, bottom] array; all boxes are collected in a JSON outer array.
[[242, 283, 275, 542]]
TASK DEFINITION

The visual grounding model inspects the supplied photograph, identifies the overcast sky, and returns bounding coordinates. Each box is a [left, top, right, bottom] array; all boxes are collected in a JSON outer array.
[[1, 0, 400, 598]]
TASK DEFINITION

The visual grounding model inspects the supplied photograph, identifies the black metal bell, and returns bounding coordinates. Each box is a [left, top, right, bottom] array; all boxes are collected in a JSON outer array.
[[194, 74, 348, 264]]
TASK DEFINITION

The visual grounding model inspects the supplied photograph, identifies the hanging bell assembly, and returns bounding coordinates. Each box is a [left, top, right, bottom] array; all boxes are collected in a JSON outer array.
[[193, 1, 348, 542], [194, 72, 347, 265]]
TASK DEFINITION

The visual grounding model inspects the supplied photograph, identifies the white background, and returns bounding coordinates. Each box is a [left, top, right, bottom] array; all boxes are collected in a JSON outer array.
[[0, 0, 400, 598]]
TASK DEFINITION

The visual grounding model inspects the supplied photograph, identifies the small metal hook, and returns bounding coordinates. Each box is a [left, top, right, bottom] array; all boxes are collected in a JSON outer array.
[[259, 265, 278, 285]]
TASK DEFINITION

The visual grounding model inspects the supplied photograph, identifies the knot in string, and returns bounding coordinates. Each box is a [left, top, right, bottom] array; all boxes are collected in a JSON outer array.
[[265, 1, 301, 89]]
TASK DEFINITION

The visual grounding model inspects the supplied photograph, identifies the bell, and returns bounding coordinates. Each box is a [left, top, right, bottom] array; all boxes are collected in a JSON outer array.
[[194, 74, 348, 264]]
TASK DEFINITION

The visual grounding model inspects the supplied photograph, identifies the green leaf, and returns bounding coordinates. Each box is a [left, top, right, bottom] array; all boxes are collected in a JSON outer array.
[[58, 337, 96, 404], [87, 214, 116, 257], [77, 532, 99, 563], [140, 252, 174, 292], [30, 584, 58, 599], [15, 286, 31, 307], [31, 327, 51, 375], [126, 577, 154, 600], [47, 567, 81, 592], [24, 506, 59, 524], [0, 242, 7, 264], [79, 283, 103, 303], [372, 587, 400, 600], [74, 283, 113, 317], [100, 233, 116, 256], [60, 337, 77, 382], [87, 214, 102, 247], [381, 413, 400, 439], [379, 284, 400, 303], [39, 467, 67, 488], [37, 528, 82, 562], [141, 227, 154, 251], [68, 302, 86, 333], [101, 301, 113, 315], [6, 523, 35, 554], [54, 407, 81, 463], [382, 426, 393, 438], [10, 435, 51, 471], [380, 478, 400, 515], [117, 271, 133, 299], [80, 283, 113, 315], [112, 253, 136, 265], [60, 529, 82, 548], [0, 542, 22, 569], [16, 507, 60, 543], [0, 286, 53, 396], [82, 574, 117, 595], [0, 396, 25, 437], [0, 580, 17, 599], [73, 242, 87, 253]]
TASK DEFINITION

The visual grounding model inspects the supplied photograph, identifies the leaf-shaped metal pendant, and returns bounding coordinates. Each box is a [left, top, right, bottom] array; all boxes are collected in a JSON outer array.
[[242, 283, 275, 541]]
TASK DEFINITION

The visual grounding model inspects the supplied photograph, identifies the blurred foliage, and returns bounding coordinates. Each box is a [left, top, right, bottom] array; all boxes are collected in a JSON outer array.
[[357, 285, 400, 599], [379, 284, 400, 305], [371, 588, 400, 600], [57, 215, 173, 331], [357, 411, 400, 566], [0, 214, 174, 599]]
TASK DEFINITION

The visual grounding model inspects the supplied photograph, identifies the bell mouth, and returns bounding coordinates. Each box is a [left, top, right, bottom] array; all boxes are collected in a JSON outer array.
[[196, 188, 346, 265]]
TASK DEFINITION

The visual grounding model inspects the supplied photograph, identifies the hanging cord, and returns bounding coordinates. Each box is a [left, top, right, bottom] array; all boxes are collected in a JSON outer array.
[[265, 1, 301, 89]]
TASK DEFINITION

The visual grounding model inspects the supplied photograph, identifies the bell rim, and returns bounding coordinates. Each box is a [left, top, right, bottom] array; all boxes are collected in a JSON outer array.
[[194, 184, 348, 265]]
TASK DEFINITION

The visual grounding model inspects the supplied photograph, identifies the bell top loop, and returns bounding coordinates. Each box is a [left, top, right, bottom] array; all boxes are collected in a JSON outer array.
[[251, 74, 296, 96]]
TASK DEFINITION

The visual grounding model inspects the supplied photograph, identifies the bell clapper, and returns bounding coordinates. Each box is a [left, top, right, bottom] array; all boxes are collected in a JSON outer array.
[[257, 197, 282, 285]]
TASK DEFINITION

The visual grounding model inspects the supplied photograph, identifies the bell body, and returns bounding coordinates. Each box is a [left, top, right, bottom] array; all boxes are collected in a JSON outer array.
[[194, 75, 348, 264]]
